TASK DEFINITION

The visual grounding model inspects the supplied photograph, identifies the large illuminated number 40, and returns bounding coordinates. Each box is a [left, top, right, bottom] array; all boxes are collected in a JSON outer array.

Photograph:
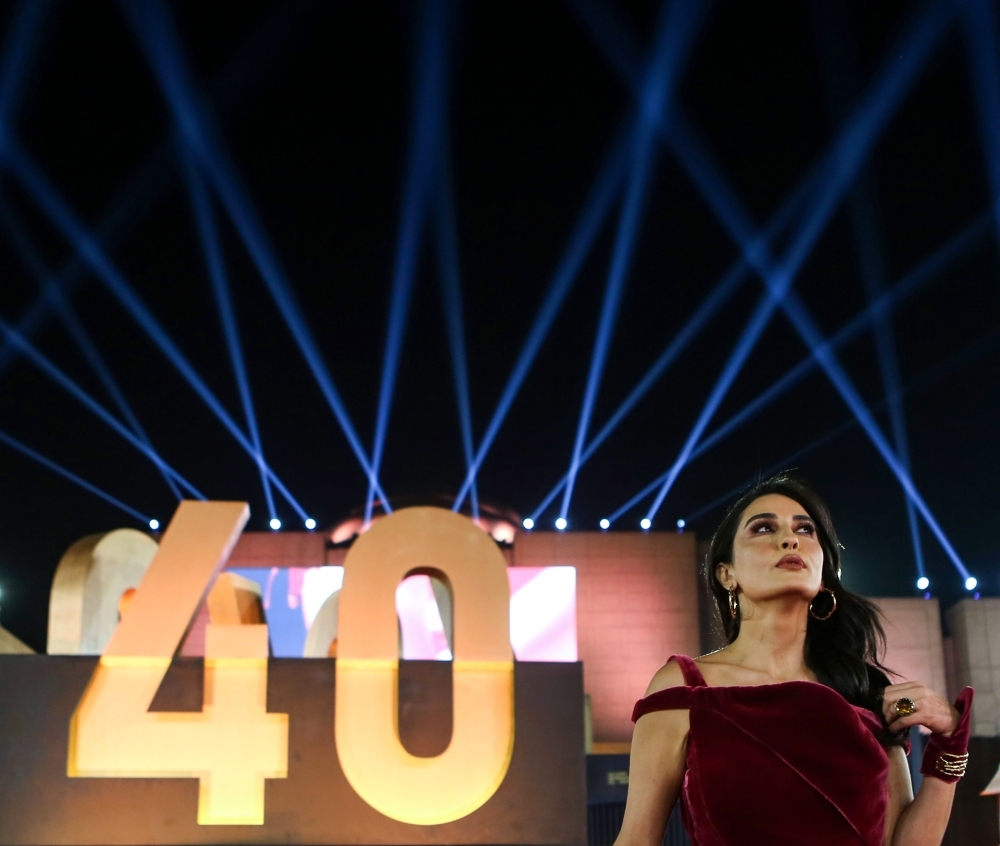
[[336, 507, 515, 825], [68, 501, 288, 825]]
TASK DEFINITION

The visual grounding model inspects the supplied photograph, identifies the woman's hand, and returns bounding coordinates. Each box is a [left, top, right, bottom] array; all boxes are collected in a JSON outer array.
[[882, 681, 960, 735]]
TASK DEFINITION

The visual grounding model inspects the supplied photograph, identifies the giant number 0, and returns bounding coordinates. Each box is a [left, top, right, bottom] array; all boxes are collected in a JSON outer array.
[[67, 503, 514, 827], [335, 507, 515, 825]]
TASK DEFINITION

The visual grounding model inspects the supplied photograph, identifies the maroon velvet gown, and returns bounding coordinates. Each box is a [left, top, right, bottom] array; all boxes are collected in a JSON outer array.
[[632, 655, 900, 846]]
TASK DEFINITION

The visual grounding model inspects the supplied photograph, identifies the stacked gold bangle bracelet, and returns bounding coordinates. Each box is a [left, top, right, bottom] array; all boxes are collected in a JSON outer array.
[[934, 752, 969, 779]]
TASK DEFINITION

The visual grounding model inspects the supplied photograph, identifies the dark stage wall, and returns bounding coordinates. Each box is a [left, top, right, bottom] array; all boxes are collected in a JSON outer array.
[[0, 657, 586, 846]]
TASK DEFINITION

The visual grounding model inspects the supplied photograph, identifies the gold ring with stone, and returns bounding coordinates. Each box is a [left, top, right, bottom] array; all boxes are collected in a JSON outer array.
[[894, 697, 916, 717]]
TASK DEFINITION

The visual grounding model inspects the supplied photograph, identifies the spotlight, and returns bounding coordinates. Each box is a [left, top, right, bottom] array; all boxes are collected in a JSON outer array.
[[148, 518, 160, 531], [965, 576, 978, 591], [676, 518, 686, 530], [522, 517, 535, 530], [270, 517, 282, 531], [599, 518, 610, 530], [916, 576, 929, 591], [640, 517, 651, 530], [304, 518, 317, 531], [555, 517, 567, 531]]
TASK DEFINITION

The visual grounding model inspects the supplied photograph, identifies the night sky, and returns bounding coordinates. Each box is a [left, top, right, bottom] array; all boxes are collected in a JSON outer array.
[[0, 0, 998, 652]]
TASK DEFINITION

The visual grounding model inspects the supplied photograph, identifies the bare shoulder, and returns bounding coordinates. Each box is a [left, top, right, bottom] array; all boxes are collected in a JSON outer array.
[[644, 659, 687, 696]]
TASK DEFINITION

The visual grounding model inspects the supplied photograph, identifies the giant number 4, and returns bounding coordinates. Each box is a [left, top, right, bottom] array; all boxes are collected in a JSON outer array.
[[335, 506, 515, 825], [67, 501, 289, 825]]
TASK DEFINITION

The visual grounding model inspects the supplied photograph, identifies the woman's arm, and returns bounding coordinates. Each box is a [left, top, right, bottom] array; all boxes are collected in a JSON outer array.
[[882, 680, 966, 846], [884, 749, 957, 846], [614, 663, 690, 846]]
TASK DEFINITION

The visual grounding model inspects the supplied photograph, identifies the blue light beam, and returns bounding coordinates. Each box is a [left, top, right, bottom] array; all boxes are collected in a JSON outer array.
[[0, 194, 185, 500], [0, 312, 204, 498], [958, 0, 1000, 240], [0, 427, 150, 524], [811, 1, 925, 577], [122, 0, 389, 510], [0, 1, 315, 383], [683, 324, 1000, 528], [3, 139, 308, 517], [638, 1, 950, 522], [691, 214, 989, 461], [667, 79, 971, 580], [451, 126, 632, 512], [569, 0, 949, 524], [434, 163, 480, 520], [179, 148, 277, 520], [558, 0, 708, 522], [0, 0, 49, 131], [365, 0, 451, 525], [529, 160, 817, 524], [850, 188, 926, 578]]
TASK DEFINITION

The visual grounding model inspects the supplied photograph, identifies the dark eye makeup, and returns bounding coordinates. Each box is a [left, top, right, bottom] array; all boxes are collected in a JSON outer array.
[[746, 518, 815, 535]]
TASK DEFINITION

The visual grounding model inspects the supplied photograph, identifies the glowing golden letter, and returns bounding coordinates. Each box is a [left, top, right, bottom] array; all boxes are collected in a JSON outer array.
[[335, 507, 514, 824], [68, 501, 288, 825]]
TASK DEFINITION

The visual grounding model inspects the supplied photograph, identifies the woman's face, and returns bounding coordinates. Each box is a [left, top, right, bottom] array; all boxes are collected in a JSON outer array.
[[717, 493, 825, 603]]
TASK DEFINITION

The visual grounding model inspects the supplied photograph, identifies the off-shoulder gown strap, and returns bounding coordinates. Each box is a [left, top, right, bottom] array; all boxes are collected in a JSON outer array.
[[631, 655, 707, 722]]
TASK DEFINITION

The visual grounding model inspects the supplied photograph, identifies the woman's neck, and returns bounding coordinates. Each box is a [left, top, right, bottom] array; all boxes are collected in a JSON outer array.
[[726, 599, 813, 682]]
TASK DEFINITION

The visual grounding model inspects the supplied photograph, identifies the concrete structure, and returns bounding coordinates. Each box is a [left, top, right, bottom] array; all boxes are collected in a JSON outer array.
[[514, 532, 700, 745], [877, 597, 949, 704], [47, 528, 159, 655], [946, 599, 1000, 737], [40, 524, 997, 746]]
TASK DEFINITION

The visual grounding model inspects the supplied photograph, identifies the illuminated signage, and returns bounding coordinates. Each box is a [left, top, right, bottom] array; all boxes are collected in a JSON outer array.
[[65, 502, 522, 827], [335, 507, 515, 824], [68, 502, 287, 825]]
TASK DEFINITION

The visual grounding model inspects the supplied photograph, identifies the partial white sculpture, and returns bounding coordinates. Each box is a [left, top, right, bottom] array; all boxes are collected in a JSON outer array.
[[48, 529, 159, 654], [302, 574, 453, 659], [303, 589, 339, 657], [0, 625, 33, 653]]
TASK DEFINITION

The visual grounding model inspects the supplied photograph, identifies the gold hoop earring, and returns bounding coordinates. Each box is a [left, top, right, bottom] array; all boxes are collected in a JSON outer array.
[[809, 587, 837, 621], [728, 587, 739, 619]]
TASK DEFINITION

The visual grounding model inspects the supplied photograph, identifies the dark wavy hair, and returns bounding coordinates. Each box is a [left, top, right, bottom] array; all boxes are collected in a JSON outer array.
[[705, 472, 900, 738]]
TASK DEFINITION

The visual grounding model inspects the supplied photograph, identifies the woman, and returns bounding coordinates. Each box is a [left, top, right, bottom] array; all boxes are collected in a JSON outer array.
[[618, 473, 972, 846]]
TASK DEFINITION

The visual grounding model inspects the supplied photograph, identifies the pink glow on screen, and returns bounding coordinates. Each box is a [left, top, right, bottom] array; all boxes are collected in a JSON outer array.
[[396, 575, 452, 660], [508, 566, 577, 662], [203, 565, 577, 661]]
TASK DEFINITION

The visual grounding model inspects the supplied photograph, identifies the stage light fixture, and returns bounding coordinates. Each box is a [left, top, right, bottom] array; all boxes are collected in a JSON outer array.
[[149, 519, 160, 531], [676, 519, 686, 529], [270, 518, 281, 531], [522, 518, 535, 530], [640, 518, 652, 530], [916, 576, 929, 590], [305, 518, 317, 531], [599, 518, 610, 530], [966, 576, 978, 591], [555, 517, 567, 531]]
